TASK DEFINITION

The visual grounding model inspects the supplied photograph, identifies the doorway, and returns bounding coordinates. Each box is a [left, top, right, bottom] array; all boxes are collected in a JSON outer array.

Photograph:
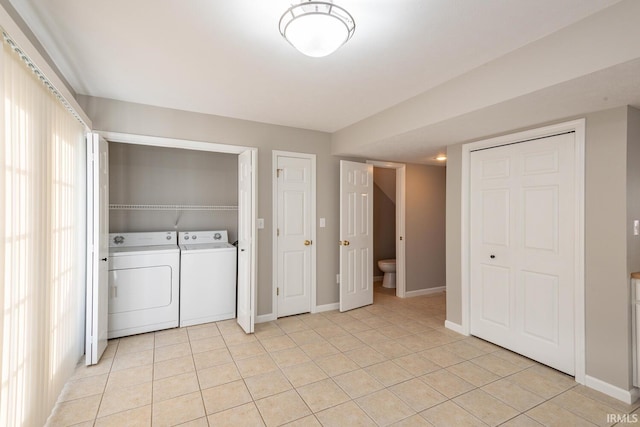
[[338, 160, 406, 312], [367, 161, 406, 298]]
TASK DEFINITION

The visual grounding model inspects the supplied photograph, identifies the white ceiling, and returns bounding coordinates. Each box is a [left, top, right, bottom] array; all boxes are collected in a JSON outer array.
[[8, 0, 624, 138]]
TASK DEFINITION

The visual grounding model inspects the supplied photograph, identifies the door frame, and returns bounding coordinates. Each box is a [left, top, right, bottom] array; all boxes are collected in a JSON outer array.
[[272, 150, 317, 315], [366, 160, 407, 297], [98, 131, 258, 329], [458, 119, 586, 384]]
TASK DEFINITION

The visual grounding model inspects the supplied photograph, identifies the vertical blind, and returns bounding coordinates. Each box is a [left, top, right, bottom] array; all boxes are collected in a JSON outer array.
[[0, 36, 86, 426]]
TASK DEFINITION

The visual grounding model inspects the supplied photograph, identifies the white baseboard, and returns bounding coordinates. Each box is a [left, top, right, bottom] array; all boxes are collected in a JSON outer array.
[[445, 320, 467, 336], [585, 375, 640, 404], [258, 303, 340, 320], [314, 303, 339, 313], [255, 313, 276, 324], [404, 286, 445, 298]]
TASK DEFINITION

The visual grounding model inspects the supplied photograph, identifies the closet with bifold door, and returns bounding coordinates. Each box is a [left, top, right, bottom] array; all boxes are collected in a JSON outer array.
[[107, 142, 239, 337], [469, 132, 577, 375]]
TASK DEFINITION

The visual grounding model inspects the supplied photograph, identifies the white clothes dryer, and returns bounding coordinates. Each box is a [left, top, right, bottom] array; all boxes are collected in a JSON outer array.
[[108, 231, 180, 338], [179, 230, 237, 327]]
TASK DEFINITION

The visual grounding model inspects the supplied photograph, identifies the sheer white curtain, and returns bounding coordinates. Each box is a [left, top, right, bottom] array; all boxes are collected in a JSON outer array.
[[0, 36, 86, 426]]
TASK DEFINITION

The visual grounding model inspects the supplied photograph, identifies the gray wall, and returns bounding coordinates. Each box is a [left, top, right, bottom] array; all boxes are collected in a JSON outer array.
[[109, 143, 238, 238], [373, 168, 396, 277], [445, 145, 463, 321], [445, 106, 640, 392], [585, 107, 629, 389], [80, 96, 339, 316], [81, 96, 451, 316], [406, 164, 446, 292]]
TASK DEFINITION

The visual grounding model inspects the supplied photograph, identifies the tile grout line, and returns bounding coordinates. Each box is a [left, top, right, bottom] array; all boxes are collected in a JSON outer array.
[[92, 340, 117, 426], [150, 333, 155, 427], [227, 328, 271, 426], [187, 326, 212, 427]]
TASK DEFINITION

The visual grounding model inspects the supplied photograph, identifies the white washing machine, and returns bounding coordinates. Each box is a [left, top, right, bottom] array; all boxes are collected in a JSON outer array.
[[108, 231, 180, 338], [179, 230, 237, 327]]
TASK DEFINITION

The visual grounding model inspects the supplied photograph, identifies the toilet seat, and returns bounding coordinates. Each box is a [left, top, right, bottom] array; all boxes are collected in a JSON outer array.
[[378, 259, 396, 268]]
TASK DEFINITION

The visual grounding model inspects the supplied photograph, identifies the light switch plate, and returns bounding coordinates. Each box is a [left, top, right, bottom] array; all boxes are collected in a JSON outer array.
[[635, 220, 639, 236], [320, 218, 326, 228], [257, 218, 264, 229]]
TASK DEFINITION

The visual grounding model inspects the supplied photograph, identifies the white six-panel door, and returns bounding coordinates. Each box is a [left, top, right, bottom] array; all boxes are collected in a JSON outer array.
[[276, 154, 313, 317], [470, 132, 576, 374], [340, 160, 373, 312]]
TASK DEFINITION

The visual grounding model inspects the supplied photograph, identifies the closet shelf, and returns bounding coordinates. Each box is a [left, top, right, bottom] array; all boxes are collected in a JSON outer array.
[[109, 204, 238, 211]]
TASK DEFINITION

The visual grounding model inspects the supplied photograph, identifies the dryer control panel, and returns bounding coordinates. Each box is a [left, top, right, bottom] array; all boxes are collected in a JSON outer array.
[[179, 230, 229, 245]]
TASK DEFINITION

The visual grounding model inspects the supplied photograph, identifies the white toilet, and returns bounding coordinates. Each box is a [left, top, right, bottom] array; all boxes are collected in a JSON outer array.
[[377, 259, 396, 288]]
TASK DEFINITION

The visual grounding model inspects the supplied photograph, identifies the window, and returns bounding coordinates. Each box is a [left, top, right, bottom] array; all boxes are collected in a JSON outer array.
[[1, 35, 86, 426]]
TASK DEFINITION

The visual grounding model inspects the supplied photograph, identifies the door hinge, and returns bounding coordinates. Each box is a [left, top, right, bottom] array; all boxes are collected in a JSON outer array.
[[276, 168, 283, 178], [277, 287, 280, 296]]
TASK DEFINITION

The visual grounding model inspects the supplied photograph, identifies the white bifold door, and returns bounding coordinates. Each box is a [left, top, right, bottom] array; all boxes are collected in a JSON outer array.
[[470, 132, 576, 375], [86, 133, 109, 365], [339, 161, 373, 312], [237, 150, 257, 333]]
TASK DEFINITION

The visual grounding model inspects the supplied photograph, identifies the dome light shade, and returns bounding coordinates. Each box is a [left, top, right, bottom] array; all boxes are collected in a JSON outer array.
[[279, 1, 355, 58]]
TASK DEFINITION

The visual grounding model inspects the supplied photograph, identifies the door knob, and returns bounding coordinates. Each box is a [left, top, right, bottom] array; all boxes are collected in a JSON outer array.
[[490, 255, 495, 259], [304, 240, 312, 246], [101, 258, 108, 261], [339, 240, 350, 246]]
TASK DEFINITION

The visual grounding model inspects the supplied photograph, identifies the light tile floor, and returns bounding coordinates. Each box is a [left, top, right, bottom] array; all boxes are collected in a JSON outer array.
[[47, 287, 640, 426]]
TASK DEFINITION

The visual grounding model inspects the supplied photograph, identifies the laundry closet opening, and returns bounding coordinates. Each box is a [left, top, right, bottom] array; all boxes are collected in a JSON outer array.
[[107, 142, 240, 334], [109, 142, 238, 236]]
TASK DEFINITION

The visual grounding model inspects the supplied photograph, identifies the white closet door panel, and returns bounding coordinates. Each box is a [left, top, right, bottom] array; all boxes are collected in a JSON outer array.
[[481, 189, 510, 246], [86, 133, 109, 365], [479, 264, 511, 328], [521, 271, 559, 344], [237, 150, 255, 333], [523, 187, 558, 252]]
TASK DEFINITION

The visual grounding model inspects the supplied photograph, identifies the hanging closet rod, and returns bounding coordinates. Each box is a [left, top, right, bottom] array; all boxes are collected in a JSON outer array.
[[109, 204, 238, 211]]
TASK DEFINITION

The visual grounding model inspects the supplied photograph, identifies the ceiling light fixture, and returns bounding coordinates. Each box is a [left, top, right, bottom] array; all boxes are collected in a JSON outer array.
[[435, 155, 447, 161], [279, 1, 356, 58]]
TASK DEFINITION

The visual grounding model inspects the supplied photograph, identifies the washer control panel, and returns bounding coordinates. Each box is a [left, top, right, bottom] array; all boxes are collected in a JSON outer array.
[[109, 231, 176, 247]]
